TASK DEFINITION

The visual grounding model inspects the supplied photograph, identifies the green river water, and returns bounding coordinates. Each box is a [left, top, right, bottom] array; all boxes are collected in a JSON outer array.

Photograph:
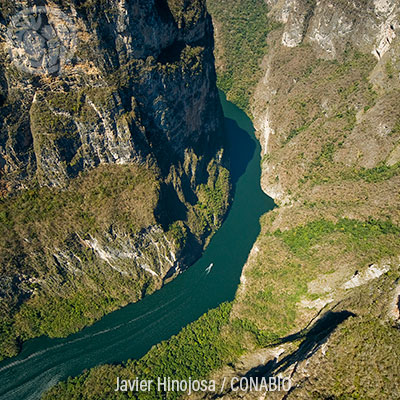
[[0, 92, 275, 400]]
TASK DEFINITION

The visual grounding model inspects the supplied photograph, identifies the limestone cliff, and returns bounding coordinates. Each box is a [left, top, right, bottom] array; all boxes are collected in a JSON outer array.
[[203, 0, 400, 399], [0, 0, 231, 360], [1, 0, 223, 189], [255, 0, 400, 204]]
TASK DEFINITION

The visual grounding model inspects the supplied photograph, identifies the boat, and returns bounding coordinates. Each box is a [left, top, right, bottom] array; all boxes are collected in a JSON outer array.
[[205, 263, 214, 274]]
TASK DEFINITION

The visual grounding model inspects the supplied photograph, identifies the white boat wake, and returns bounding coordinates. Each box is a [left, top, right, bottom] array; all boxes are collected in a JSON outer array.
[[205, 263, 214, 275]]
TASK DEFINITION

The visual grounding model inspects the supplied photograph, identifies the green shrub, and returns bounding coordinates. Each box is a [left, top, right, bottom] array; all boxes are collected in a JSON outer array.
[[274, 218, 400, 256], [348, 162, 400, 183], [207, 0, 278, 113]]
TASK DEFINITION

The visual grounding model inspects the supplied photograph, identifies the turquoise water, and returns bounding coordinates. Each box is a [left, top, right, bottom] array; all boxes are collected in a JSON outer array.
[[0, 92, 275, 400]]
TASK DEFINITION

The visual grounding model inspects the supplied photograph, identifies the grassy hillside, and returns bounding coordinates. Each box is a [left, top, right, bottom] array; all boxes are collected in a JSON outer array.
[[0, 164, 160, 359]]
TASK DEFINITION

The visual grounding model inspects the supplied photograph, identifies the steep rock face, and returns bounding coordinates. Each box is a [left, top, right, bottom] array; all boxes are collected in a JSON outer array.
[[252, 0, 400, 204], [0, 0, 222, 189], [205, 1, 400, 399], [266, 0, 399, 59], [0, 0, 230, 359]]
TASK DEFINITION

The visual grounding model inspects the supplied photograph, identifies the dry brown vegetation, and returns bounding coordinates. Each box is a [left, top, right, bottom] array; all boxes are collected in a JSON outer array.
[[206, 5, 400, 399]]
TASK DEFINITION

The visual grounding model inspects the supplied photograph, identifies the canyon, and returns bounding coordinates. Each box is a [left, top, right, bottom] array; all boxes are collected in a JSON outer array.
[[0, 0, 399, 399]]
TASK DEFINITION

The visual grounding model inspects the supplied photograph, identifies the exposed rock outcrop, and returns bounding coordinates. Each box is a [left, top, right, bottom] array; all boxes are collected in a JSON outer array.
[[0, 0, 223, 189], [277, 0, 399, 59], [206, 1, 400, 399], [0, 0, 230, 360], [251, 0, 400, 204]]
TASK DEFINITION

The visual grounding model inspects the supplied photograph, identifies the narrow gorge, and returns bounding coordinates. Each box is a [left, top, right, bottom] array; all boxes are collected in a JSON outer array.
[[1, 0, 400, 399]]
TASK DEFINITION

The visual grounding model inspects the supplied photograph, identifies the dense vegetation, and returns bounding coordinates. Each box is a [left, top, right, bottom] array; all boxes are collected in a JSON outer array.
[[188, 162, 231, 238], [234, 215, 400, 338], [207, 0, 277, 113], [0, 164, 159, 247], [344, 162, 400, 183], [274, 218, 400, 257]]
